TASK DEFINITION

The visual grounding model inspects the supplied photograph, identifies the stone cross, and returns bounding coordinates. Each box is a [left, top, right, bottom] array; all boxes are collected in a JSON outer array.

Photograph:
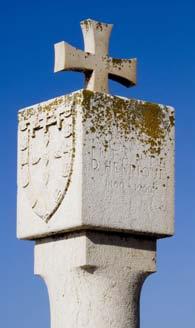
[[17, 19, 175, 328], [54, 19, 136, 93]]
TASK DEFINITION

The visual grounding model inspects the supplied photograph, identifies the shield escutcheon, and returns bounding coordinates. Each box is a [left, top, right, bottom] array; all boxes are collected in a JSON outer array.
[[19, 105, 75, 222]]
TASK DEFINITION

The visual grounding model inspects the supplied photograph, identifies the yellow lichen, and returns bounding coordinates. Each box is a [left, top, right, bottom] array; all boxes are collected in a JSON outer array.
[[18, 89, 174, 157], [80, 90, 174, 156]]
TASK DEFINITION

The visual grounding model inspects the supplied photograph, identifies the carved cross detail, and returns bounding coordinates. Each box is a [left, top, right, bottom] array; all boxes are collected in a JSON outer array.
[[54, 19, 137, 94]]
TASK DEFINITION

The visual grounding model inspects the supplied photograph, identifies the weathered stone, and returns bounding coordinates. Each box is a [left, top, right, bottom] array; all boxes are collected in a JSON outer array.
[[17, 17, 176, 328], [17, 89, 175, 239], [54, 19, 136, 93], [35, 231, 156, 328]]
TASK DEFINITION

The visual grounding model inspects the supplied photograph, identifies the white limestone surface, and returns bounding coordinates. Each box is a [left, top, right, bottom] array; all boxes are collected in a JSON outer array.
[[17, 90, 175, 239], [54, 19, 136, 94], [35, 231, 156, 328]]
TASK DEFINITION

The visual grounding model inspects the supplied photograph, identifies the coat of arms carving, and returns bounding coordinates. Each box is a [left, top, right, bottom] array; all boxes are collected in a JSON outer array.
[[18, 99, 75, 222]]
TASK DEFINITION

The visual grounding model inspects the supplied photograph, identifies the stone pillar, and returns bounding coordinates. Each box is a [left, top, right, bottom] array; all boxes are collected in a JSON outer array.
[[17, 90, 174, 328], [35, 232, 156, 328]]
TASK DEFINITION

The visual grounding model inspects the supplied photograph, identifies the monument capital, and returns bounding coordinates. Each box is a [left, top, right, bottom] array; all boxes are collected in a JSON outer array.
[[17, 90, 174, 240]]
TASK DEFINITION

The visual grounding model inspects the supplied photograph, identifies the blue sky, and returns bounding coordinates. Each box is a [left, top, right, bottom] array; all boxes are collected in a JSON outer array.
[[0, 0, 194, 327]]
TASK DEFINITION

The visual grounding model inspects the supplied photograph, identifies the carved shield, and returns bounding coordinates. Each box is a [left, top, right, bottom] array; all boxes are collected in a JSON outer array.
[[19, 102, 75, 222]]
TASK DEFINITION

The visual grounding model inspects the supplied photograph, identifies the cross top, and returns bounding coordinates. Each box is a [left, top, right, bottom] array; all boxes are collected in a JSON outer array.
[[54, 19, 137, 94]]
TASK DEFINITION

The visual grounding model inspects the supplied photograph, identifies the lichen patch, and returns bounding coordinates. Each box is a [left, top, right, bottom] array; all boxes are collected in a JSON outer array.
[[18, 89, 174, 157], [79, 90, 174, 156]]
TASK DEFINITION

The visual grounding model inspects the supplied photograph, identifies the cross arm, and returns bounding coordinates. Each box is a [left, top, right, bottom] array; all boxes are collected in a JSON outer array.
[[54, 41, 94, 73], [108, 57, 137, 87]]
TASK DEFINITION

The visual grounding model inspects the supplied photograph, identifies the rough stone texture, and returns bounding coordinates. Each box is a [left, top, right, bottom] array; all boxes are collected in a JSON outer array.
[[54, 19, 136, 93], [35, 231, 156, 328], [17, 89, 175, 239]]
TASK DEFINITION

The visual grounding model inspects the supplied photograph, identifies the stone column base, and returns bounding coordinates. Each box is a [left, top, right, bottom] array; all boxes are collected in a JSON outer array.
[[35, 231, 156, 328]]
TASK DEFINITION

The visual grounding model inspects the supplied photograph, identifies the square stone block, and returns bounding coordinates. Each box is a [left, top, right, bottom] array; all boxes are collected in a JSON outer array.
[[17, 90, 174, 239]]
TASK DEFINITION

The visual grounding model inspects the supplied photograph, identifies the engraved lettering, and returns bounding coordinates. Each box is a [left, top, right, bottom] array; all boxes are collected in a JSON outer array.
[[92, 159, 99, 170]]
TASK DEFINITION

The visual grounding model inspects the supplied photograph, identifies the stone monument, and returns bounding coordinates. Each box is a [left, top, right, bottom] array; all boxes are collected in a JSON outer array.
[[17, 19, 175, 328]]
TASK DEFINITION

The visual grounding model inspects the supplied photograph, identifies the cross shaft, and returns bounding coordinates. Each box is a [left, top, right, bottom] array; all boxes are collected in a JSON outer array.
[[54, 19, 137, 94]]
